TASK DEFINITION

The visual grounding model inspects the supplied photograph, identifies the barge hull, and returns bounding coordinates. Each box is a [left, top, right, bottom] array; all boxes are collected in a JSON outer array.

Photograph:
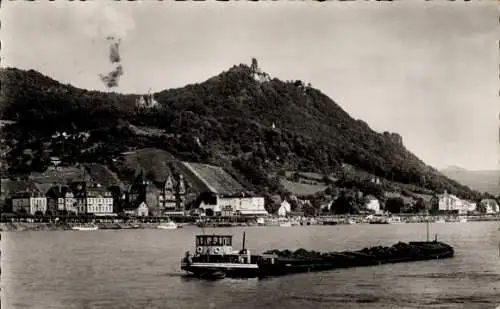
[[181, 264, 259, 278], [181, 240, 454, 279]]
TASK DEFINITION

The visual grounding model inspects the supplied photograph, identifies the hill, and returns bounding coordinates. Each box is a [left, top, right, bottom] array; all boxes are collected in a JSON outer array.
[[441, 166, 500, 196], [0, 60, 480, 200]]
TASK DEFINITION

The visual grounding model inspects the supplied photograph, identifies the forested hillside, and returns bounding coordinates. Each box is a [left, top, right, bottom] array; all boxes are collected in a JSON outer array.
[[0, 60, 478, 199]]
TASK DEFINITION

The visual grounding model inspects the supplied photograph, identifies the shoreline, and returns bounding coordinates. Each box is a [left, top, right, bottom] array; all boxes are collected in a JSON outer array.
[[2, 216, 499, 232]]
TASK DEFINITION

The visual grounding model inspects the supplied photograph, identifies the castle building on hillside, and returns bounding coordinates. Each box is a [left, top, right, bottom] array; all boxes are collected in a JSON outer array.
[[135, 89, 159, 109], [158, 173, 186, 215]]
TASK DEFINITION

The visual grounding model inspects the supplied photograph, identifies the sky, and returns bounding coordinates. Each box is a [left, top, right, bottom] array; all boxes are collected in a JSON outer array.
[[1, 0, 499, 171]]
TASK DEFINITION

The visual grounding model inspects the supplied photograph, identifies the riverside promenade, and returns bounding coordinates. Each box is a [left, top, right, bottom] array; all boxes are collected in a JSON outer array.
[[2, 213, 499, 232]]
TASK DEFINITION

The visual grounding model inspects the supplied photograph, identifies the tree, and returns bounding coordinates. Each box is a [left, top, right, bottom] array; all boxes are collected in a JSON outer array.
[[475, 201, 486, 214], [386, 197, 404, 214], [34, 211, 44, 221], [289, 199, 299, 211], [412, 198, 427, 213], [331, 195, 354, 214], [302, 202, 317, 217], [205, 208, 214, 217]]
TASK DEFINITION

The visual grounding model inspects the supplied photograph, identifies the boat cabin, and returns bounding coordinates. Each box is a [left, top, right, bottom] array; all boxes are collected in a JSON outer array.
[[195, 234, 235, 256]]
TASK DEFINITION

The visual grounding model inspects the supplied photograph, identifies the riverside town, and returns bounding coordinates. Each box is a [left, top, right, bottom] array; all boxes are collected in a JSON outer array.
[[1, 151, 499, 231]]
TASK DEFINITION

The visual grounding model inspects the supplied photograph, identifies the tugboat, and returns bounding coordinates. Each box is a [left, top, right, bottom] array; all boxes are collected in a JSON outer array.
[[181, 232, 261, 278], [181, 232, 455, 280]]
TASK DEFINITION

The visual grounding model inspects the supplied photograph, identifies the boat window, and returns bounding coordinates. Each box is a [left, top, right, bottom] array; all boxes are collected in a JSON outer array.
[[226, 237, 232, 246], [207, 236, 213, 246]]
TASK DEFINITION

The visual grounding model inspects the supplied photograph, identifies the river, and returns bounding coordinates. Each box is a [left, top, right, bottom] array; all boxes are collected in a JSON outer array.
[[2, 222, 500, 309]]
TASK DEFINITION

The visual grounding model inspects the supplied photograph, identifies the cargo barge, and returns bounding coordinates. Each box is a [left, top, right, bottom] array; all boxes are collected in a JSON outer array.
[[180, 233, 454, 279]]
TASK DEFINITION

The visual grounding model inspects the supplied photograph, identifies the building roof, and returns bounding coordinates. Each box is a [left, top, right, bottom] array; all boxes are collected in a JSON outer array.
[[385, 191, 415, 205], [46, 185, 73, 198], [1, 180, 40, 196], [123, 201, 148, 211], [481, 199, 498, 206], [11, 191, 45, 198], [413, 193, 433, 202], [87, 186, 112, 197], [29, 166, 89, 184], [179, 162, 245, 195]]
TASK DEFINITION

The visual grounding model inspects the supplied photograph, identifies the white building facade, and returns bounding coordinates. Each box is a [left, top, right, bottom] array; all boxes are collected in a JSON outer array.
[[277, 200, 291, 217], [199, 195, 268, 217], [124, 201, 149, 217], [480, 199, 499, 214], [12, 193, 47, 215], [438, 191, 475, 214], [365, 197, 381, 214], [85, 188, 114, 215]]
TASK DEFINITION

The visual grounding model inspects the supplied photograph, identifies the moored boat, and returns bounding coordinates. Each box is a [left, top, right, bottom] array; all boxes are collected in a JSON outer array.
[[278, 218, 292, 227], [158, 221, 178, 230], [387, 216, 404, 224], [369, 218, 389, 224], [119, 223, 141, 229], [71, 223, 98, 231]]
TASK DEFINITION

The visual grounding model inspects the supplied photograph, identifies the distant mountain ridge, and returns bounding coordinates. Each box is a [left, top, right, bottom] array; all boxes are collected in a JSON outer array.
[[0, 60, 480, 200], [441, 165, 500, 195]]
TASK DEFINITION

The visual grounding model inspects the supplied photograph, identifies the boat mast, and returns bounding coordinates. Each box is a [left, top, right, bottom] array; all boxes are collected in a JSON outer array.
[[242, 231, 246, 251], [426, 219, 430, 242]]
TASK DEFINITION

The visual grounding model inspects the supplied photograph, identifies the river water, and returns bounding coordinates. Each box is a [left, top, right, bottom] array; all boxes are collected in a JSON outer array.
[[2, 222, 500, 309]]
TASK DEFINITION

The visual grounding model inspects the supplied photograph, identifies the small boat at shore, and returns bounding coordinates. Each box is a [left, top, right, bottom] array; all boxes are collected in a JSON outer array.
[[119, 223, 141, 229], [71, 223, 98, 231], [322, 220, 338, 225], [387, 216, 405, 224], [278, 218, 292, 227], [157, 221, 178, 230], [369, 219, 389, 224], [180, 232, 455, 279]]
